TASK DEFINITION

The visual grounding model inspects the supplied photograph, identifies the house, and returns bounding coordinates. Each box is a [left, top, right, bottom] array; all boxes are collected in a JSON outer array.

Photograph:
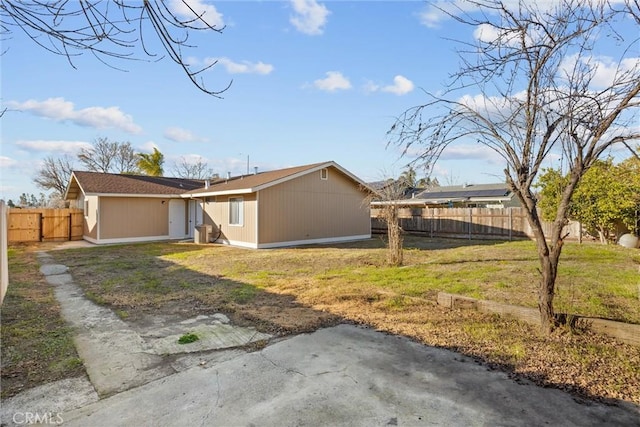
[[65, 172, 206, 244], [65, 161, 372, 248], [371, 183, 520, 210], [186, 161, 372, 248]]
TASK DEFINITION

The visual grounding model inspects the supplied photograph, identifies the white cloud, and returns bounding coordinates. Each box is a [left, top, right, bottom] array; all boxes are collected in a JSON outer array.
[[0, 156, 18, 169], [381, 75, 415, 95], [215, 58, 274, 75], [473, 23, 502, 43], [560, 54, 640, 88], [364, 75, 415, 95], [15, 140, 92, 154], [164, 127, 209, 143], [180, 154, 209, 163], [421, 0, 629, 28], [363, 80, 380, 94], [8, 98, 142, 134], [169, 0, 224, 28], [140, 141, 160, 153], [313, 71, 352, 92], [419, 0, 483, 28], [290, 0, 330, 35], [439, 144, 503, 164], [192, 57, 274, 75]]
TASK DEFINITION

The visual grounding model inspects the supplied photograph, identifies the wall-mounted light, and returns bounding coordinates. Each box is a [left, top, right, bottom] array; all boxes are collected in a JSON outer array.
[[161, 200, 166, 204]]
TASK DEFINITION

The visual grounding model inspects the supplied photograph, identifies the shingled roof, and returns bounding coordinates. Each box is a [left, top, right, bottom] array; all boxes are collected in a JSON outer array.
[[65, 162, 369, 200], [187, 161, 369, 196], [65, 171, 205, 199]]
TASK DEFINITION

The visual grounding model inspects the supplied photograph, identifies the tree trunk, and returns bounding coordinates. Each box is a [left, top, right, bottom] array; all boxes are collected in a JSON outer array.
[[514, 186, 565, 335], [538, 251, 560, 334], [597, 227, 607, 244], [384, 205, 403, 267]]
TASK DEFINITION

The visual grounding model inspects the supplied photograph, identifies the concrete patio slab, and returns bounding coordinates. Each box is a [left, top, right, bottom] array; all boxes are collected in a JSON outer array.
[[60, 324, 640, 427]]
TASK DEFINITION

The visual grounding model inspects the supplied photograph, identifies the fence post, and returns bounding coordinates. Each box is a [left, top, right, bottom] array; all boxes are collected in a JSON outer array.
[[1, 201, 8, 304], [468, 209, 472, 240], [431, 208, 434, 238], [38, 213, 43, 242], [509, 207, 513, 241]]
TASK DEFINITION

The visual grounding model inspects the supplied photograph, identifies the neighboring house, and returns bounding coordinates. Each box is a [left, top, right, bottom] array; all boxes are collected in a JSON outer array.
[[187, 161, 372, 248], [371, 183, 520, 209], [65, 171, 206, 244], [65, 161, 372, 248]]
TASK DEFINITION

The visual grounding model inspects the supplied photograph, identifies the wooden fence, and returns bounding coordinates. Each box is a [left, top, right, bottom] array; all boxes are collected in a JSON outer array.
[[371, 207, 582, 241], [8, 208, 84, 243], [1, 201, 8, 304]]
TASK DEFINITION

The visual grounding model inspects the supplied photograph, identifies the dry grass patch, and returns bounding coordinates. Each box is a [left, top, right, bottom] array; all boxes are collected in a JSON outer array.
[[1, 245, 86, 399], [48, 236, 640, 405]]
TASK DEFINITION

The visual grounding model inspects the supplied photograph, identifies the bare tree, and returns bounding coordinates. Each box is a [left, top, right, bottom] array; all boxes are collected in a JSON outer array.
[[33, 154, 75, 196], [369, 178, 409, 266], [388, 0, 640, 333], [0, 0, 231, 97], [114, 142, 140, 174], [78, 137, 140, 174], [172, 156, 214, 179]]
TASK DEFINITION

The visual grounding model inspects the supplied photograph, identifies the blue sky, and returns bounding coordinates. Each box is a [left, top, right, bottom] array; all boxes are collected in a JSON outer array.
[[1, 0, 638, 203]]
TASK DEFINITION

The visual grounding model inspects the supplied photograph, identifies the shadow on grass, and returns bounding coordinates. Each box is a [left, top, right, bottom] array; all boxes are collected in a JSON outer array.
[[48, 240, 640, 411], [49, 241, 343, 337]]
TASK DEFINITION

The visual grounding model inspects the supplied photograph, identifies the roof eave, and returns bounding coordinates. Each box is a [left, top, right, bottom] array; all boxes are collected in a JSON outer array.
[[63, 172, 84, 201], [84, 193, 184, 198], [186, 188, 255, 197]]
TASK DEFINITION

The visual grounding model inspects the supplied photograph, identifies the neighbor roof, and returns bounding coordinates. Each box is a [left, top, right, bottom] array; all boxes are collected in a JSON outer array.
[[414, 183, 511, 200], [187, 161, 370, 197], [371, 183, 514, 206], [65, 171, 205, 199]]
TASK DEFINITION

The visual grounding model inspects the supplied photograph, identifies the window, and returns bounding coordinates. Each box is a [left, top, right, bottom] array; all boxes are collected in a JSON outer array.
[[84, 200, 89, 217], [320, 168, 328, 180], [229, 197, 243, 226]]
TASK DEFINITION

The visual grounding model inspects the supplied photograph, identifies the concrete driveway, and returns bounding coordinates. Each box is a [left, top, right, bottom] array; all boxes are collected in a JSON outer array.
[[1, 249, 638, 426]]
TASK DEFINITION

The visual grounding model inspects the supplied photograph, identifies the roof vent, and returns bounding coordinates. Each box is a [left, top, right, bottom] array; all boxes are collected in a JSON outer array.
[[205, 180, 210, 189], [227, 172, 231, 179], [254, 166, 258, 175]]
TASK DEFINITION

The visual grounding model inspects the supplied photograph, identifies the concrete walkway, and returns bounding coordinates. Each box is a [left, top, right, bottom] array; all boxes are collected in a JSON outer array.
[[1, 250, 639, 426], [36, 251, 271, 398]]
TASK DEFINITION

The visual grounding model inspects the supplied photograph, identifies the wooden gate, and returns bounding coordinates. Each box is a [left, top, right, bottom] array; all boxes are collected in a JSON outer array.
[[8, 209, 84, 243]]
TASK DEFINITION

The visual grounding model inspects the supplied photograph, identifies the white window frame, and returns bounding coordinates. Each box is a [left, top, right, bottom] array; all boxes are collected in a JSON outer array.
[[320, 168, 328, 180], [229, 197, 244, 226]]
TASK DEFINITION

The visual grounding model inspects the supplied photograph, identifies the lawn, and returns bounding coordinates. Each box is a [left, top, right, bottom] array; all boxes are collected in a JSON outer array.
[[34, 236, 640, 404], [1, 245, 86, 399], [51, 236, 638, 322]]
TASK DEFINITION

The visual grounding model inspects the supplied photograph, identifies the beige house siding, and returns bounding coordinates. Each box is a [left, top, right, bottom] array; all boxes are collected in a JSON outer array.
[[99, 197, 169, 240], [203, 194, 257, 246], [257, 167, 370, 245]]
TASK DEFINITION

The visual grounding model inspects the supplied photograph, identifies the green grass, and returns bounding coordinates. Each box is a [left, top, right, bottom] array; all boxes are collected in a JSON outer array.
[[51, 237, 640, 324], [230, 285, 257, 304], [1, 246, 86, 398], [178, 333, 200, 344], [42, 237, 640, 404]]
